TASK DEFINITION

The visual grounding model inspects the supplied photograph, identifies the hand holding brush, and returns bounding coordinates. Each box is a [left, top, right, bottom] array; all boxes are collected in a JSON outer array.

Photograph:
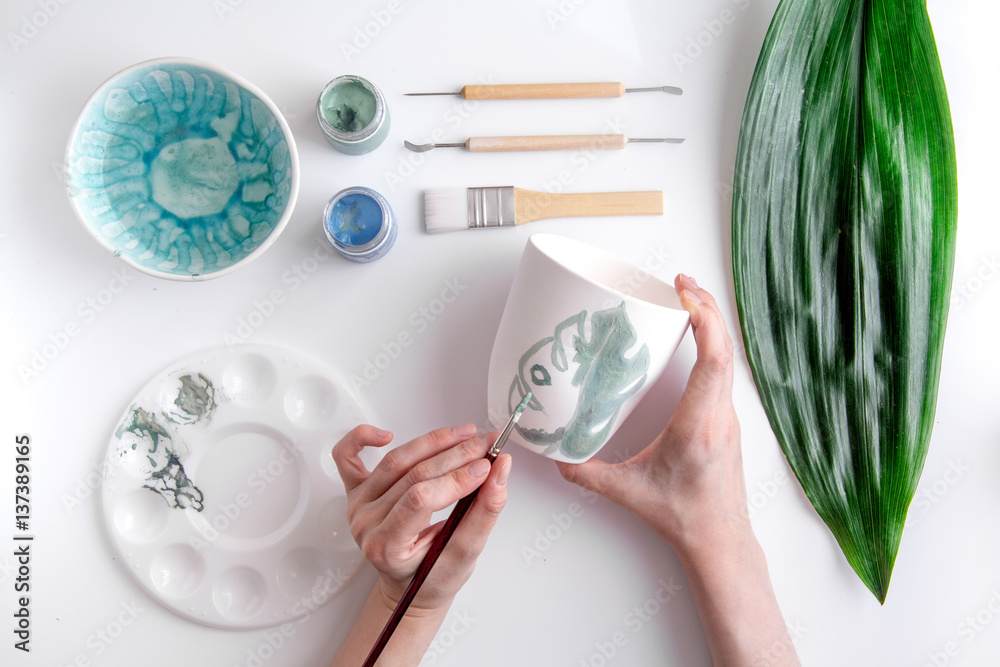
[[328, 401, 528, 666]]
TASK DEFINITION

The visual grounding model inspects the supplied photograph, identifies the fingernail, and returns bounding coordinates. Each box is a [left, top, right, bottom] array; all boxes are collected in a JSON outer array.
[[468, 458, 490, 478], [373, 427, 391, 438], [452, 423, 477, 439], [678, 273, 698, 289], [681, 288, 703, 305], [496, 458, 511, 486]]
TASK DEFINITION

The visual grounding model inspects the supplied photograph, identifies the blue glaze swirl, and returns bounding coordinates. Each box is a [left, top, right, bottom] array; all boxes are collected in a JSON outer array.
[[66, 60, 295, 278]]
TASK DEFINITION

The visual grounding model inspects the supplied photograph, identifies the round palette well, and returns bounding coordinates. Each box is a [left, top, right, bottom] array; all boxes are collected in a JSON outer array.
[[102, 345, 378, 629], [65, 57, 299, 281]]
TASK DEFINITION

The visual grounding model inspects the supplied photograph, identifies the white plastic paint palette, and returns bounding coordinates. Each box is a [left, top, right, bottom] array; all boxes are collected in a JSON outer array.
[[102, 345, 378, 629]]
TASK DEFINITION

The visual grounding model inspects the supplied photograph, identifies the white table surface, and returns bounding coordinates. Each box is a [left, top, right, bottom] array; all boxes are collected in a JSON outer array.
[[1, 0, 997, 665]]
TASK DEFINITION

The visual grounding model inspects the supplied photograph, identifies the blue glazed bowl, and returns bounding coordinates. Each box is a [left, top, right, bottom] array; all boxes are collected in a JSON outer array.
[[65, 57, 299, 281]]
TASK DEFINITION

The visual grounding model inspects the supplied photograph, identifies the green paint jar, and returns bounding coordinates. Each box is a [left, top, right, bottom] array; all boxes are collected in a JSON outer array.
[[316, 75, 390, 155]]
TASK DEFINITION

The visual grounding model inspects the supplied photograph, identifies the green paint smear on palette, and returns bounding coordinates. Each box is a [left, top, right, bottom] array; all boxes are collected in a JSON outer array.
[[115, 407, 205, 512], [114, 373, 219, 511], [166, 373, 217, 425]]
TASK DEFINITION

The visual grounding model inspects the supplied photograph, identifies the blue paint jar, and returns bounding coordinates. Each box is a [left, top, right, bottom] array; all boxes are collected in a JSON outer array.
[[322, 187, 397, 262]]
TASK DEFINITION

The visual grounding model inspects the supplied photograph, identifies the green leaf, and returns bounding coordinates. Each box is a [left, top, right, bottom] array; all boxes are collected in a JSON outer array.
[[732, 0, 957, 602], [561, 302, 650, 460]]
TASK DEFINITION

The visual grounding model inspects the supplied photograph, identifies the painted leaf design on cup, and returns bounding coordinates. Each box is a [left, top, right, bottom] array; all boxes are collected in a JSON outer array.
[[510, 301, 650, 460]]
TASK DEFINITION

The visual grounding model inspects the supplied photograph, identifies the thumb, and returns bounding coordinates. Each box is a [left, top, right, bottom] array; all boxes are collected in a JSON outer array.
[[673, 274, 735, 414], [556, 458, 632, 507]]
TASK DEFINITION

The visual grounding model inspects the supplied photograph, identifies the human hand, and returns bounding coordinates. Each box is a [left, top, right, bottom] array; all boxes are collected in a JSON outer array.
[[332, 424, 512, 614], [558, 275, 799, 666], [557, 274, 749, 560]]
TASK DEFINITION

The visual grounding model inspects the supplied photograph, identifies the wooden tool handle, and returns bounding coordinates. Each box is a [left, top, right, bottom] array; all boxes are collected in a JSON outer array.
[[514, 189, 664, 224], [467, 134, 628, 152], [460, 82, 626, 100]]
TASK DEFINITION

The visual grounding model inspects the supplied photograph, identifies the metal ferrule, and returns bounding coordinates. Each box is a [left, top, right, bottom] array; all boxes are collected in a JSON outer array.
[[468, 186, 516, 229], [487, 419, 515, 458]]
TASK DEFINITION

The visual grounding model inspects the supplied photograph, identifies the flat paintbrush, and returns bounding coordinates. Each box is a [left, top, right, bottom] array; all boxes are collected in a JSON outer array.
[[361, 393, 533, 667], [424, 186, 663, 234]]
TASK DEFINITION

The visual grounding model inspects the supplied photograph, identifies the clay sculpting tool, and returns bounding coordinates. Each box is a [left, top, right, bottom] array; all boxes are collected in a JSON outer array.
[[406, 82, 683, 99], [404, 134, 684, 153], [424, 186, 663, 233], [362, 393, 532, 667]]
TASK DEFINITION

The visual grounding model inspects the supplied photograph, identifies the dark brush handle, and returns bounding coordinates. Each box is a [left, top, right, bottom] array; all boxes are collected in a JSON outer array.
[[361, 456, 494, 667]]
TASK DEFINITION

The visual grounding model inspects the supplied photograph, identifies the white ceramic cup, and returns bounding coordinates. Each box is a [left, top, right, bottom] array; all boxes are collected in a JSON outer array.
[[488, 234, 690, 463]]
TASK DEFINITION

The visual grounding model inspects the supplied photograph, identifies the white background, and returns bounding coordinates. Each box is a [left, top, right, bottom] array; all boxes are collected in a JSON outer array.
[[1, 0, 997, 665]]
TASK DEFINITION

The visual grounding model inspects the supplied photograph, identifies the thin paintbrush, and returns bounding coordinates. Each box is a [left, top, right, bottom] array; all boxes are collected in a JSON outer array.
[[361, 393, 533, 667], [424, 186, 663, 233]]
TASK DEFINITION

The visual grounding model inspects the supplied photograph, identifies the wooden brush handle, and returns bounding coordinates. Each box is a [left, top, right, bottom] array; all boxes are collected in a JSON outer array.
[[467, 134, 628, 152], [514, 189, 664, 224], [460, 82, 625, 100]]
